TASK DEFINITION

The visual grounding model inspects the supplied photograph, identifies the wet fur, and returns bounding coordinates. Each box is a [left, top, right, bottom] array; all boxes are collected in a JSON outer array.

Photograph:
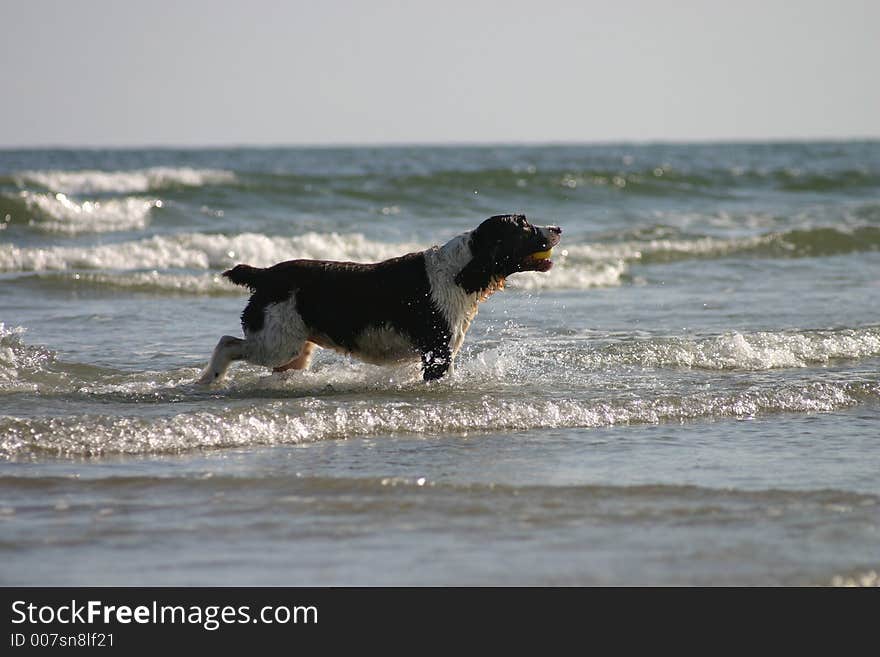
[[197, 214, 561, 384]]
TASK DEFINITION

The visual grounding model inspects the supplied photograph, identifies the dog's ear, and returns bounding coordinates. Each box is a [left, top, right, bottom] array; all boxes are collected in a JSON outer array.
[[455, 243, 499, 294]]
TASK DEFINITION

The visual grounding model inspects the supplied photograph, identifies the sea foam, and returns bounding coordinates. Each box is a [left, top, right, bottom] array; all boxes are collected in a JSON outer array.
[[16, 191, 157, 234], [554, 327, 880, 372], [2, 226, 875, 290], [2, 319, 879, 456], [0, 232, 425, 273], [0, 231, 623, 291], [14, 167, 236, 194], [1, 377, 875, 457], [0, 323, 54, 391]]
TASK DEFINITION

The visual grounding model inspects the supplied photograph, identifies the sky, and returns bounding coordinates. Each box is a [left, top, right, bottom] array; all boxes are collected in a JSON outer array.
[[1, 0, 878, 147]]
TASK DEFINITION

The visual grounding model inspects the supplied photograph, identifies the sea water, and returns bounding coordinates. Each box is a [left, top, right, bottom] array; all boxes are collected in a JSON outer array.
[[1, 142, 878, 585]]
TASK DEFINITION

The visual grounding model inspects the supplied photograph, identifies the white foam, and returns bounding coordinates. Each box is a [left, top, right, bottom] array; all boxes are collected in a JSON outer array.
[[2, 319, 879, 456], [0, 232, 425, 273], [0, 231, 625, 290], [61, 271, 239, 295], [562, 234, 774, 263], [698, 331, 880, 369], [17, 191, 156, 234], [510, 260, 626, 290], [568, 328, 880, 371], [0, 323, 53, 391], [0, 226, 836, 289], [830, 570, 880, 587], [1, 377, 874, 456], [15, 167, 236, 194]]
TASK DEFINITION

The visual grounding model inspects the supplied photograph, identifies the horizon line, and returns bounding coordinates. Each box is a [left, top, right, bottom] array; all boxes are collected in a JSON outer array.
[[1, 135, 878, 151]]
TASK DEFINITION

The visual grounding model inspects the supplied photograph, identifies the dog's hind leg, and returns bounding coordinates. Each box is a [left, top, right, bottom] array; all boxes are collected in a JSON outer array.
[[196, 335, 245, 384], [273, 340, 317, 373]]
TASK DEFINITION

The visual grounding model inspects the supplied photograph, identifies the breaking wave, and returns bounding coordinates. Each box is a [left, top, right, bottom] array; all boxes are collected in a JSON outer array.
[[557, 327, 880, 371], [5, 323, 878, 398], [0, 324, 55, 392], [12, 271, 239, 295], [2, 320, 878, 456], [562, 226, 880, 264], [2, 223, 876, 294], [0, 231, 422, 272], [2, 377, 877, 457], [11, 167, 236, 194], [0, 231, 625, 291], [7, 191, 158, 234]]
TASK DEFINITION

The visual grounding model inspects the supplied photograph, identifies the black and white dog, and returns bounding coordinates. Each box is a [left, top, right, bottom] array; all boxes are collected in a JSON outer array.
[[197, 214, 561, 384]]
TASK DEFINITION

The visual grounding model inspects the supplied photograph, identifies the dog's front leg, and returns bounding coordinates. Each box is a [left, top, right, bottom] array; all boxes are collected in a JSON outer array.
[[421, 346, 451, 382]]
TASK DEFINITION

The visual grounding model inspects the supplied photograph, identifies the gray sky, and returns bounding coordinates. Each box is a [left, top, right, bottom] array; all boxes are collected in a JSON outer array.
[[1, 0, 878, 147]]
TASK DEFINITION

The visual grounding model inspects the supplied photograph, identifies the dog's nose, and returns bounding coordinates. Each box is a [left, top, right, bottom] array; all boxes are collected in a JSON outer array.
[[548, 226, 562, 235]]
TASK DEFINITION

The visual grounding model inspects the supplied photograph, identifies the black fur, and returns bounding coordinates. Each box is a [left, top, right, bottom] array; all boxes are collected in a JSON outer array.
[[219, 214, 561, 382], [223, 254, 453, 379], [456, 214, 558, 293]]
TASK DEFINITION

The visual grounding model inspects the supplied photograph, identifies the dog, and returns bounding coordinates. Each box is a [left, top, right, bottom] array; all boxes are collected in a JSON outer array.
[[197, 214, 561, 384]]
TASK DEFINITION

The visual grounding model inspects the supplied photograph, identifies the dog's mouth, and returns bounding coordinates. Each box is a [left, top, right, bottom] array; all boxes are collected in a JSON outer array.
[[520, 227, 561, 272], [521, 249, 554, 272]]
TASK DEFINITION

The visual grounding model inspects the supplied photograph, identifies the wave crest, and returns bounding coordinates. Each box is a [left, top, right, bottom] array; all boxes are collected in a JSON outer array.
[[2, 224, 876, 291], [13, 167, 236, 194], [0, 231, 425, 273], [562, 226, 880, 265], [2, 378, 876, 457], [10, 191, 157, 234], [0, 323, 55, 391], [571, 328, 880, 371]]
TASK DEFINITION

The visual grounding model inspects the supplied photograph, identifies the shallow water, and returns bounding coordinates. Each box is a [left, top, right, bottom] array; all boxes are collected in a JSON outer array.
[[1, 142, 878, 585]]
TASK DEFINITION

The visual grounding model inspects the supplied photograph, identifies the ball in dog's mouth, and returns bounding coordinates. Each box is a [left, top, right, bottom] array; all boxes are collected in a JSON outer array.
[[523, 248, 554, 272]]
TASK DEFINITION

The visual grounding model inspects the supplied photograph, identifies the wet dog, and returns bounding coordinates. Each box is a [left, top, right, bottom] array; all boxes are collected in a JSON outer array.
[[197, 214, 561, 383]]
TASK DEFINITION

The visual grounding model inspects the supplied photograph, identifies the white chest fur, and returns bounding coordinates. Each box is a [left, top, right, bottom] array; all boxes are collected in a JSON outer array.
[[424, 233, 481, 358]]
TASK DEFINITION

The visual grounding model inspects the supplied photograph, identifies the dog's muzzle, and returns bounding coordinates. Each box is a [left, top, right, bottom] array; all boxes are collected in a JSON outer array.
[[524, 225, 562, 272]]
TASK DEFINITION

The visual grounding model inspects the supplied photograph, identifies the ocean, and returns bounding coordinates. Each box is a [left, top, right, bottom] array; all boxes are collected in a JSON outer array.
[[0, 142, 878, 586]]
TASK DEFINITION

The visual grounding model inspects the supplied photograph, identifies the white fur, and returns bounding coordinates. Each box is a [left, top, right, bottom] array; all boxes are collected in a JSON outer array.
[[243, 298, 308, 368], [199, 230, 488, 384], [424, 231, 481, 362]]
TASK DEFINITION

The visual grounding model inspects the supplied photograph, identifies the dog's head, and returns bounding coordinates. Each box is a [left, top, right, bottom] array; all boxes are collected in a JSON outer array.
[[454, 214, 562, 294]]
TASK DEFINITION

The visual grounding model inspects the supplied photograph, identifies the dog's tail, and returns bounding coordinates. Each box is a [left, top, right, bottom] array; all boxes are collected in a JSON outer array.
[[223, 264, 267, 291]]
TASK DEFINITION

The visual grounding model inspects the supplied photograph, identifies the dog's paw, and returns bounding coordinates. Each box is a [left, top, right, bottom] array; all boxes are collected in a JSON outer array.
[[195, 370, 221, 385]]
